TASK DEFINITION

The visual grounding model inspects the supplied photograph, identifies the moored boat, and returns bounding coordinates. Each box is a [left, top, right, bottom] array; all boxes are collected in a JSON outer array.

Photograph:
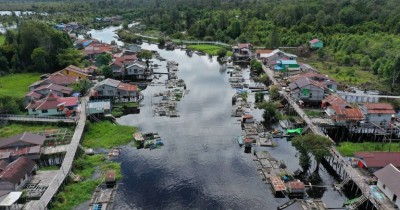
[[237, 136, 243, 146]]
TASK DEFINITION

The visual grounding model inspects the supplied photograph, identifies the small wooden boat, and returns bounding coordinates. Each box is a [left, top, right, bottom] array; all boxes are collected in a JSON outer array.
[[237, 136, 244, 147]]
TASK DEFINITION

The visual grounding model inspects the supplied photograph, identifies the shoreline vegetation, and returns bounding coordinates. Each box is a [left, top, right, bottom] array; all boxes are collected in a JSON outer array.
[[337, 142, 400, 157], [53, 120, 137, 209], [187, 44, 233, 56]]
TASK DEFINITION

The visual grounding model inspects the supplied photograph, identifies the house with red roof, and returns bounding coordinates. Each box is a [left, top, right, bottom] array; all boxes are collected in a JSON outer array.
[[0, 157, 37, 190], [232, 43, 253, 62], [355, 152, 400, 171], [374, 164, 400, 207], [110, 55, 137, 77], [359, 103, 396, 127], [323, 94, 363, 125], [29, 75, 79, 91], [26, 92, 79, 116], [24, 83, 73, 106]]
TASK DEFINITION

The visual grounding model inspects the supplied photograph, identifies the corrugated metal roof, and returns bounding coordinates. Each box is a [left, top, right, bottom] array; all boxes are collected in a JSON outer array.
[[355, 152, 400, 168], [374, 164, 400, 196]]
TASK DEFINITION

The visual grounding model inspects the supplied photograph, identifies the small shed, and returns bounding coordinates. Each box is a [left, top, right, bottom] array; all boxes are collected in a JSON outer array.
[[105, 170, 116, 188], [309, 39, 323, 49], [288, 181, 305, 197]]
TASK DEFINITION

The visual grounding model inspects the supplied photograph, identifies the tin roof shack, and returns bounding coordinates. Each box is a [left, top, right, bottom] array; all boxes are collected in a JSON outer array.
[[309, 39, 324, 49], [323, 95, 363, 126], [287, 181, 305, 198], [289, 77, 325, 104], [259, 49, 297, 66], [0, 132, 45, 161], [355, 152, 400, 172], [374, 164, 400, 208], [273, 60, 301, 76], [291, 72, 337, 91], [359, 103, 396, 128], [0, 191, 23, 209], [0, 157, 37, 190]]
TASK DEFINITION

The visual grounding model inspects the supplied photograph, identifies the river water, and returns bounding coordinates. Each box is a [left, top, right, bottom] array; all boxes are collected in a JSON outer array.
[[88, 27, 346, 210]]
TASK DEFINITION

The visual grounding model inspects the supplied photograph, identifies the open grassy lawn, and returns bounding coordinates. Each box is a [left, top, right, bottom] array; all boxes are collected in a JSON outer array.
[[0, 73, 41, 98], [0, 123, 62, 138], [187, 44, 233, 56], [52, 154, 122, 210], [0, 35, 5, 45], [83, 121, 137, 148], [336, 142, 400, 157]]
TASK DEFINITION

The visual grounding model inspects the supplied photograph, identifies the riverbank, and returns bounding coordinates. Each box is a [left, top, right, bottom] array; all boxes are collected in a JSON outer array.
[[51, 120, 137, 209], [187, 44, 233, 56]]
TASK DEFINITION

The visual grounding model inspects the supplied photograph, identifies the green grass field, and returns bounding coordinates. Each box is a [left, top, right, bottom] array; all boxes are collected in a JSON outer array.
[[0, 73, 41, 98], [82, 121, 137, 148], [0, 123, 62, 138], [187, 44, 233, 56], [336, 142, 400, 156]]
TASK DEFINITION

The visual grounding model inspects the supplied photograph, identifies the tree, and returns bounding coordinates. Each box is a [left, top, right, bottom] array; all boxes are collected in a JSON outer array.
[[269, 85, 280, 101], [389, 57, 400, 92], [31, 47, 49, 72], [122, 21, 129, 30], [255, 92, 264, 103], [292, 134, 333, 173], [57, 48, 83, 68], [260, 102, 280, 126], [137, 50, 152, 60], [360, 55, 372, 70], [217, 48, 227, 58], [72, 79, 92, 95], [95, 53, 112, 66], [158, 38, 166, 46], [100, 65, 113, 78], [267, 27, 280, 49]]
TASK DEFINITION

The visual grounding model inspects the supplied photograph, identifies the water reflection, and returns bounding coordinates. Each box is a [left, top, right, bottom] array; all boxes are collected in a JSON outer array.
[[86, 25, 346, 208]]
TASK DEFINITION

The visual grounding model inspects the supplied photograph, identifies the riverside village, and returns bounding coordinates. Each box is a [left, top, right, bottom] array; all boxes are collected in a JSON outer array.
[[1, 2, 400, 210]]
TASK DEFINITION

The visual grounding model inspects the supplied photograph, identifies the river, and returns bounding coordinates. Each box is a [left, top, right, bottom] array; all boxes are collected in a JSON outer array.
[[88, 26, 345, 210]]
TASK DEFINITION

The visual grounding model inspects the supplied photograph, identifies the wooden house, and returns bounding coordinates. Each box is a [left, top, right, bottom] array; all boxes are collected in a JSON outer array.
[[359, 103, 396, 127], [289, 77, 325, 103], [26, 92, 79, 116], [0, 157, 37, 190], [0, 132, 45, 161], [56, 65, 90, 80]]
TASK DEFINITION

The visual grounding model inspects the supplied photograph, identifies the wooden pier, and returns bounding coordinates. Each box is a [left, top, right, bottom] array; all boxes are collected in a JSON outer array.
[[0, 114, 78, 124], [24, 97, 88, 210], [261, 63, 397, 210]]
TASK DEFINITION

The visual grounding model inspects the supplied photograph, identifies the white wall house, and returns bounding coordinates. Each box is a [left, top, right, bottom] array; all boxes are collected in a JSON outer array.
[[374, 164, 400, 208], [359, 103, 395, 128]]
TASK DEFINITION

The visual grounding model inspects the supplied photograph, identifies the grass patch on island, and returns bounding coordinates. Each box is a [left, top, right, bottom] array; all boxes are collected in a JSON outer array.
[[0, 123, 64, 138], [187, 44, 232, 56], [336, 142, 400, 157], [83, 121, 136, 148], [0, 73, 41, 98]]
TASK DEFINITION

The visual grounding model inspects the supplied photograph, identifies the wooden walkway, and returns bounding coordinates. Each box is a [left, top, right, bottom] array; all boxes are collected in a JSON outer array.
[[24, 97, 88, 210], [0, 114, 78, 124], [261, 64, 396, 210]]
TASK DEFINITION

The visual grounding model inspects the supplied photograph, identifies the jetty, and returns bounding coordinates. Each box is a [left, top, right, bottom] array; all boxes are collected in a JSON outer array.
[[24, 97, 88, 210], [261, 63, 397, 209]]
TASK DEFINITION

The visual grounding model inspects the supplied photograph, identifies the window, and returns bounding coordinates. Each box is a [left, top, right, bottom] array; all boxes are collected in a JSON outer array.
[[42, 109, 48, 113], [309, 93, 313, 98], [134, 69, 138, 73], [378, 114, 382, 117], [66, 70, 69, 74], [393, 194, 397, 202], [383, 184, 386, 189]]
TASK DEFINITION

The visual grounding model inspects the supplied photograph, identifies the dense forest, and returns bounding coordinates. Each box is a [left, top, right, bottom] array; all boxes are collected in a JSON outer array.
[[1, 0, 400, 92]]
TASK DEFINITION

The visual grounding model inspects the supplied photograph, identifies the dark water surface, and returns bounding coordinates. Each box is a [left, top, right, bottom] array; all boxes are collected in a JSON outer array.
[[112, 43, 345, 210]]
